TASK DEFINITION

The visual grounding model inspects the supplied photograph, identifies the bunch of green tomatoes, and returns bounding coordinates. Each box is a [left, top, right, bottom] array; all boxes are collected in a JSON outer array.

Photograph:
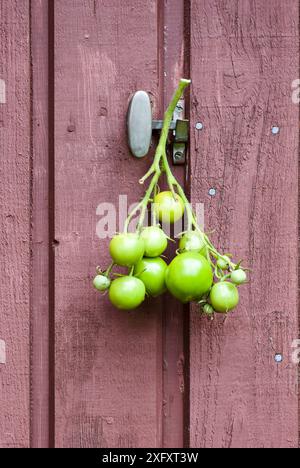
[[93, 79, 247, 318]]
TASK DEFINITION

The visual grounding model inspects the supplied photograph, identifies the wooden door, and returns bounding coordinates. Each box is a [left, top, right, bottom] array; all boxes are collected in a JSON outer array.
[[0, 0, 299, 448]]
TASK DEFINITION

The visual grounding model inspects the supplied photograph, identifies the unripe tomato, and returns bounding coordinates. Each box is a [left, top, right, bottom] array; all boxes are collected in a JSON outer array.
[[179, 231, 207, 255], [216, 256, 231, 270], [93, 274, 111, 291], [230, 269, 247, 285], [165, 252, 213, 303], [209, 281, 239, 313], [134, 257, 167, 297], [153, 191, 185, 224], [140, 226, 168, 257], [203, 303, 215, 316], [109, 276, 146, 310], [109, 233, 145, 267]]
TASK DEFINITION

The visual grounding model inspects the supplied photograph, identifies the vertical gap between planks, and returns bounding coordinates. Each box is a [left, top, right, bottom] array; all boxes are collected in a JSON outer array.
[[159, 0, 192, 448], [29, 0, 55, 448]]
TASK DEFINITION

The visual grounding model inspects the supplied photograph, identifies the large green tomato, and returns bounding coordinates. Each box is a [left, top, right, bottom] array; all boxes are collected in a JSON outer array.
[[165, 252, 213, 303], [179, 231, 207, 255], [109, 276, 146, 310], [153, 191, 185, 224], [109, 233, 144, 267], [209, 281, 239, 313], [140, 226, 168, 257], [134, 257, 167, 297]]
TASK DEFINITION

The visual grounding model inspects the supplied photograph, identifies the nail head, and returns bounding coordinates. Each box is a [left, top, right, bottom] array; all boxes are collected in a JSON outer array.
[[195, 122, 203, 130], [272, 126, 280, 135], [208, 188, 216, 197]]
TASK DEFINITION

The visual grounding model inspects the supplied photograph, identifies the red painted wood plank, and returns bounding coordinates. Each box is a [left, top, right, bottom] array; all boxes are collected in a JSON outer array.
[[54, 0, 163, 448], [30, 0, 51, 448], [0, 0, 31, 448], [189, 0, 299, 448]]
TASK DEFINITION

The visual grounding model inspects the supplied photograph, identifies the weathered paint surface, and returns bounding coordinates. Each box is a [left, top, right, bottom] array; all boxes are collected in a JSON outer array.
[[189, 0, 299, 449], [0, 0, 299, 449], [0, 0, 31, 448], [54, 0, 163, 448]]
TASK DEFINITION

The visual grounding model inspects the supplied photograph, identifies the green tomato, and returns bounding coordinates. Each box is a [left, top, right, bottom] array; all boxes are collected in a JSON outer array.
[[109, 233, 144, 267], [134, 257, 167, 297], [209, 281, 239, 313], [140, 226, 168, 257], [231, 269, 247, 285], [165, 252, 213, 303], [109, 276, 146, 310], [93, 274, 111, 291], [216, 256, 231, 270], [203, 303, 215, 316], [179, 231, 207, 255], [153, 191, 185, 224]]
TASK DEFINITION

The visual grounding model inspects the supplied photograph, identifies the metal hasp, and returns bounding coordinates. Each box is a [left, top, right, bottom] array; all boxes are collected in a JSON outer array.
[[172, 97, 188, 165], [127, 92, 189, 163]]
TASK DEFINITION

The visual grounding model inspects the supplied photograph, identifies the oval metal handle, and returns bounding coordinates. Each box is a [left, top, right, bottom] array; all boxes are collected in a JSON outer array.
[[127, 91, 152, 158]]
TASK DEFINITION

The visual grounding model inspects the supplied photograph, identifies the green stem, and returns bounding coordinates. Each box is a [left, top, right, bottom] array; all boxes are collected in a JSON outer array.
[[105, 262, 115, 277], [136, 170, 161, 232], [139, 79, 191, 185]]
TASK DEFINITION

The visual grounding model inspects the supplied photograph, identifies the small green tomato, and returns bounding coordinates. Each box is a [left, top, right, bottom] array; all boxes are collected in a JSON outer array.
[[134, 257, 167, 297], [109, 233, 145, 267], [153, 191, 185, 224], [179, 231, 207, 255], [93, 274, 111, 292], [209, 281, 239, 313], [231, 269, 247, 285], [109, 276, 146, 310], [203, 303, 215, 316], [216, 255, 231, 270], [140, 226, 168, 257]]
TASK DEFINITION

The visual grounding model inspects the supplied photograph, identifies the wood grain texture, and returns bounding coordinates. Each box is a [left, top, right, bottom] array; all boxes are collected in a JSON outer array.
[[189, 0, 299, 448], [54, 0, 163, 448], [161, 0, 188, 449], [0, 0, 31, 448], [30, 0, 50, 448]]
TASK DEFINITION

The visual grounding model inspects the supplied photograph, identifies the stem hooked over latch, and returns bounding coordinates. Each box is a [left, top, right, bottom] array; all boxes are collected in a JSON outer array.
[[127, 91, 189, 164]]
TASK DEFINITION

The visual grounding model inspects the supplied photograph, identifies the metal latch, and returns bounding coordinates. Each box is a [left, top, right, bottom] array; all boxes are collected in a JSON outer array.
[[127, 91, 189, 164]]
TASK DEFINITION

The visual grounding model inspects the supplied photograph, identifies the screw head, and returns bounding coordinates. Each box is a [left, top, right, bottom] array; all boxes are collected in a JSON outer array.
[[174, 151, 184, 162], [275, 353, 283, 363], [208, 188, 216, 197], [272, 126, 280, 135], [195, 122, 203, 130]]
